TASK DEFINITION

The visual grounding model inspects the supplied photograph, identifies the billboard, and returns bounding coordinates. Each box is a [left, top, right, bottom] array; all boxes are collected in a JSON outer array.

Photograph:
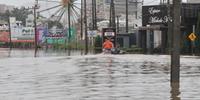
[[8, 17, 77, 44], [102, 28, 116, 47], [37, 26, 48, 43], [45, 29, 66, 44], [11, 27, 35, 42], [45, 27, 77, 44], [0, 31, 9, 42], [88, 30, 98, 37], [9, 17, 34, 43], [142, 5, 170, 26]]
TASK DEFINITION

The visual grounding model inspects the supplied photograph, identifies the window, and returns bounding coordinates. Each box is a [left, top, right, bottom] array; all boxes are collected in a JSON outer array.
[[105, 0, 111, 3]]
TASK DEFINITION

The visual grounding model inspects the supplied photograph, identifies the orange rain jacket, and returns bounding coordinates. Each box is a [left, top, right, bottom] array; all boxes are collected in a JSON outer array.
[[103, 40, 113, 49]]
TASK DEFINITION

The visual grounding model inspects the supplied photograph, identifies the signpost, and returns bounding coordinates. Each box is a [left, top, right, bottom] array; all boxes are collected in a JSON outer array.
[[102, 28, 116, 47], [189, 25, 197, 55], [188, 32, 196, 41], [87, 30, 97, 47], [188, 32, 197, 55]]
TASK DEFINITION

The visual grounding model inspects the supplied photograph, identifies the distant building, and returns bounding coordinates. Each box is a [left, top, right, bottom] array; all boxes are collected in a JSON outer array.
[[26, 15, 34, 27], [0, 4, 14, 13], [187, 0, 200, 3], [104, 0, 142, 16], [139, 3, 200, 54], [159, 0, 200, 4], [85, 0, 143, 33], [103, 0, 142, 23], [0, 20, 8, 31], [85, 0, 106, 28], [159, 0, 172, 4]]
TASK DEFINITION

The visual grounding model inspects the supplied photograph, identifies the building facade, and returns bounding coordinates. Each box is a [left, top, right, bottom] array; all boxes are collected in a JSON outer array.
[[104, 0, 142, 23], [85, 0, 142, 31], [139, 3, 200, 54], [187, 0, 200, 3]]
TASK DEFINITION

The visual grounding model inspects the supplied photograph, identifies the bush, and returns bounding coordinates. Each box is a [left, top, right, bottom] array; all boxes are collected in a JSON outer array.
[[122, 45, 143, 54], [94, 35, 102, 53]]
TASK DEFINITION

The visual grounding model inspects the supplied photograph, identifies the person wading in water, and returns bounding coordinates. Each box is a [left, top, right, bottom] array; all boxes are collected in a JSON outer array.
[[102, 38, 114, 53]]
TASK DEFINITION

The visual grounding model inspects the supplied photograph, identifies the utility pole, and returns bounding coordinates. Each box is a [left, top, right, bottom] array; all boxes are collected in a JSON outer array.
[[171, 0, 181, 83], [110, 0, 116, 28], [8, 13, 12, 50], [84, 0, 88, 54], [92, 0, 97, 30], [167, 0, 172, 53], [34, 0, 39, 57], [135, 0, 138, 19], [67, 3, 72, 55], [116, 15, 119, 33], [126, 0, 128, 33], [109, 2, 112, 27], [94, 0, 97, 30], [141, 0, 144, 5], [92, 0, 94, 29], [80, 0, 83, 39], [68, 4, 71, 47]]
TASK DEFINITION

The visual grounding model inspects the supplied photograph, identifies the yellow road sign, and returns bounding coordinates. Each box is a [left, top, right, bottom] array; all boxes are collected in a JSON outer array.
[[188, 33, 196, 41]]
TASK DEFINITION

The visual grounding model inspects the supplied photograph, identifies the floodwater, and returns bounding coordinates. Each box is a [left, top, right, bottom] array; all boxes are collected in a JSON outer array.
[[0, 49, 200, 100]]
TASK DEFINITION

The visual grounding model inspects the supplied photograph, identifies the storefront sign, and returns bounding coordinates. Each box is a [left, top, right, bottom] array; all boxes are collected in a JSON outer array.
[[142, 5, 172, 25]]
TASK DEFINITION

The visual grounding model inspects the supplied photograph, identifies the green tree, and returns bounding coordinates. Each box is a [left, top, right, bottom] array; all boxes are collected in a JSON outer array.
[[10, 7, 32, 26], [94, 35, 102, 53], [0, 10, 11, 22]]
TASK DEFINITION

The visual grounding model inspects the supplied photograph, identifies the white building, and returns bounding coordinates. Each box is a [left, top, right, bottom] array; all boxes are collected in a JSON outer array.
[[187, 0, 200, 3], [26, 15, 34, 27]]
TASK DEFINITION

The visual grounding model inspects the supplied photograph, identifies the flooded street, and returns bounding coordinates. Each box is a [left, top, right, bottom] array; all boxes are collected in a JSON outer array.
[[0, 49, 200, 100]]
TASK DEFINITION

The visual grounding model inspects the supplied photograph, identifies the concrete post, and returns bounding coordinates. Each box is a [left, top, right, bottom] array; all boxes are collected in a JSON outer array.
[[171, 0, 181, 83]]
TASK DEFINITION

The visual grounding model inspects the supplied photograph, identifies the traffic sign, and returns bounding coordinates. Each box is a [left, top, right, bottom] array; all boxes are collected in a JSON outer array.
[[188, 33, 196, 41], [88, 30, 97, 37]]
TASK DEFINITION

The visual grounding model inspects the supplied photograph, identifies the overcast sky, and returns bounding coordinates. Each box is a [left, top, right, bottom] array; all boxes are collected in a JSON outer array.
[[0, 0, 188, 7], [0, 0, 163, 7]]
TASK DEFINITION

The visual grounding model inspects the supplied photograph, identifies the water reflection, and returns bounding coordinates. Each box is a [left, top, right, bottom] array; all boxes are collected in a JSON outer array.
[[171, 82, 181, 100], [75, 56, 171, 100], [0, 49, 86, 58]]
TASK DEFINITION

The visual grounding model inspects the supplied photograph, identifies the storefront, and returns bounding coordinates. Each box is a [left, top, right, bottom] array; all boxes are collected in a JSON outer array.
[[140, 3, 200, 54]]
